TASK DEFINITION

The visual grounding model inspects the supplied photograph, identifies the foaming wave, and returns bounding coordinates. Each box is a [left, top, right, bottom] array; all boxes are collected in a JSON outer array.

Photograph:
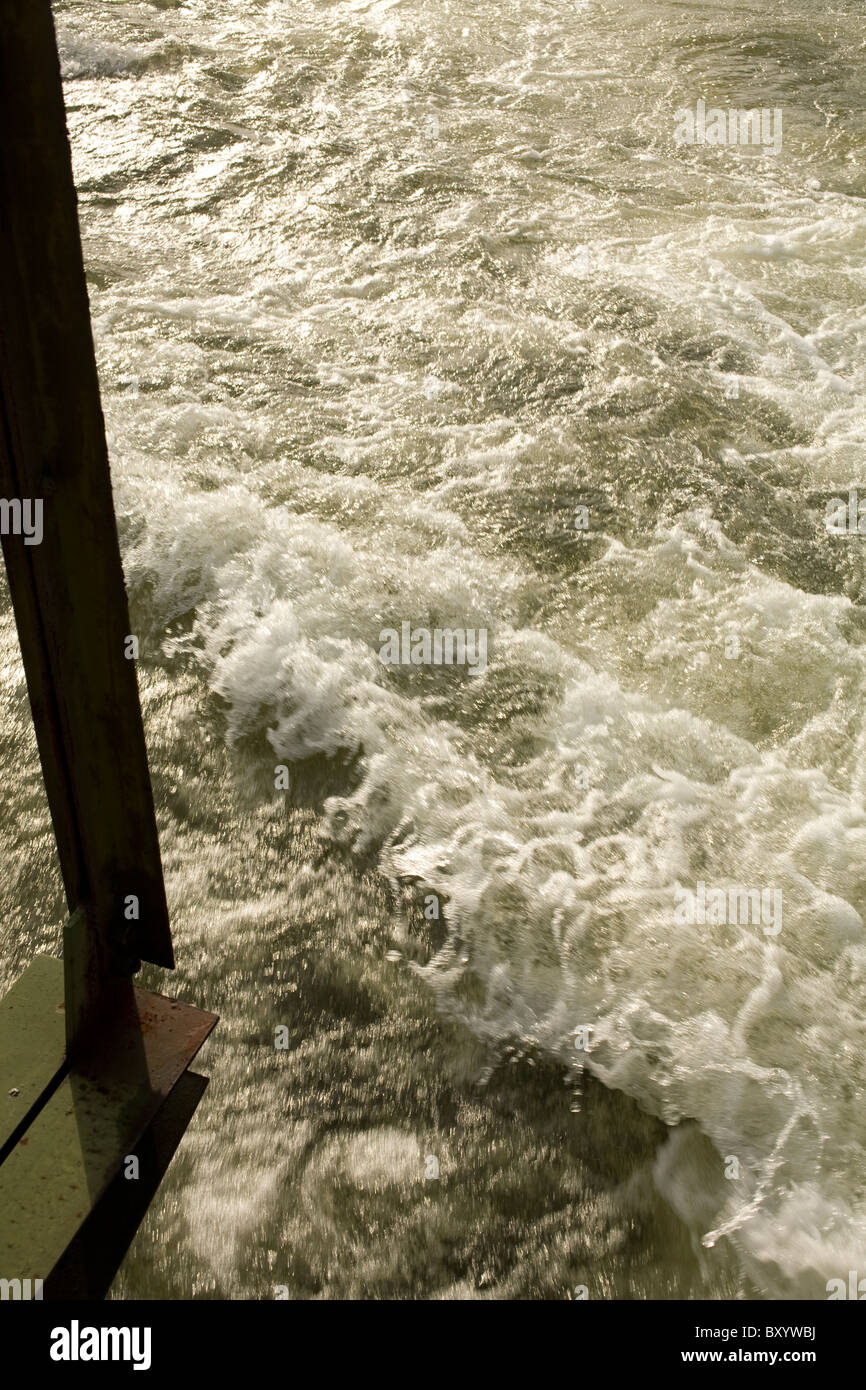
[[119, 466, 866, 1295]]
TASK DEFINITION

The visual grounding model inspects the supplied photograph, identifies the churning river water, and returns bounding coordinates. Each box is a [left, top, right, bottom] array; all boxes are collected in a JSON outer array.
[[2, 0, 866, 1300]]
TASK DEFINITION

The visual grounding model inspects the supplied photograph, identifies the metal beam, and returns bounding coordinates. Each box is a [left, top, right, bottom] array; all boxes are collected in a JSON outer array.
[[0, 0, 174, 995]]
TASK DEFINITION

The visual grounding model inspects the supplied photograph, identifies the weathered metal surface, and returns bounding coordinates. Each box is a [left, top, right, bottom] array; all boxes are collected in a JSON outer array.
[[62, 908, 136, 1064], [62, 908, 105, 1062], [0, 981, 217, 1283], [0, 0, 174, 973], [45, 1071, 209, 1300], [0, 955, 66, 1160]]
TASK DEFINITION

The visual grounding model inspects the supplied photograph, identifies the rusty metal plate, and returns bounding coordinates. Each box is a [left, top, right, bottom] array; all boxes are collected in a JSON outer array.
[[74, 981, 219, 1100]]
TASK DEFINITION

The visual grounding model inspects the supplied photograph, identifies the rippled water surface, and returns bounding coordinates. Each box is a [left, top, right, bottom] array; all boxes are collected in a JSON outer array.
[[2, 0, 866, 1298]]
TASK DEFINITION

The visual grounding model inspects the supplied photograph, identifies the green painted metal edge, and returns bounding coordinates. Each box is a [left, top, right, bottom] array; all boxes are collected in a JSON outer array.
[[0, 955, 66, 1157], [46, 1070, 209, 1300], [0, 978, 217, 1284]]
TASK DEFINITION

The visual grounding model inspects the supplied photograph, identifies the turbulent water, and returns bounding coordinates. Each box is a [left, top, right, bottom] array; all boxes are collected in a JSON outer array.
[[2, 0, 866, 1299]]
